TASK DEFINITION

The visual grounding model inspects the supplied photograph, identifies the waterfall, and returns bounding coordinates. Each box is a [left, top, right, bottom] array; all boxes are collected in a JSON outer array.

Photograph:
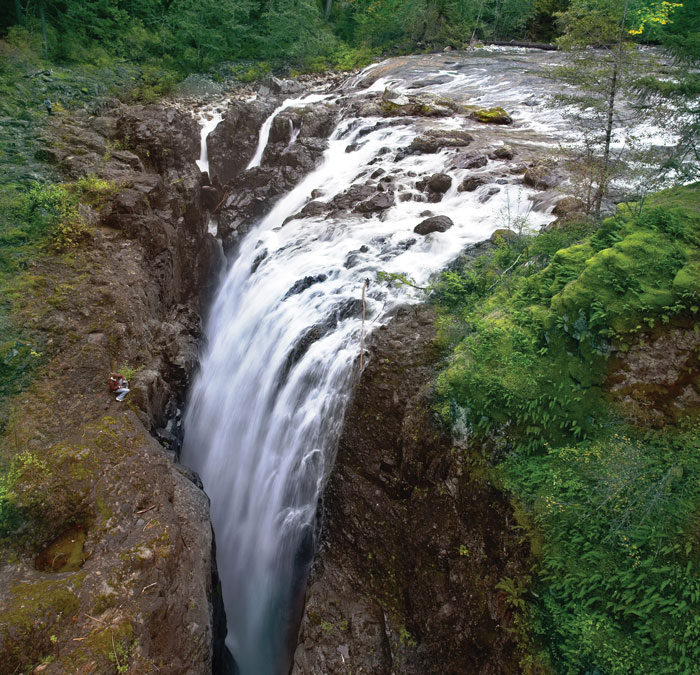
[[287, 119, 300, 147], [196, 108, 225, 175], [183, 53, 581, 675]]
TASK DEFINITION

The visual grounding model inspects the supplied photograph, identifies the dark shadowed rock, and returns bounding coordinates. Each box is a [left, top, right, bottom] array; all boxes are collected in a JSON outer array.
[[458, 175, 487, 192], [283, 274, 328, 299], [414, 215, 453, 235], [291, 200, 328, 220], [427, 173, 452, 193], [331, 183, 375, 211], [355, 192, 395, 213]]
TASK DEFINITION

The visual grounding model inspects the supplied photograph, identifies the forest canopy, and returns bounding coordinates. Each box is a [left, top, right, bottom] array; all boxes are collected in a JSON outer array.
[[0, 0, 695, 75]]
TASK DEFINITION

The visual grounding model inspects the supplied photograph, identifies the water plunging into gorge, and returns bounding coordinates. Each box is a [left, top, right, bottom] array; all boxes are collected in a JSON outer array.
[[181, 49, 672, 674]]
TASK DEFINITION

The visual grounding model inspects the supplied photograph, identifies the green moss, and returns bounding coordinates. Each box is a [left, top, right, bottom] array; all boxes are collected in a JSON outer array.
[[435, 184, 700, 672], [35, 525, 86, 572], [0, 577, 82, 671], [470, 106, 512, 124]]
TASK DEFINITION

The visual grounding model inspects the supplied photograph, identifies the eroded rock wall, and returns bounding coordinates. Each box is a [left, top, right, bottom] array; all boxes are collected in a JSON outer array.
[[0, 101, 229, 673], [293, 305, 532, 674]]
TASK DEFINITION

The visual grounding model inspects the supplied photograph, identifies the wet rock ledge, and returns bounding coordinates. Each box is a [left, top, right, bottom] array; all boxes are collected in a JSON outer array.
[[293, 305, 533, 674]]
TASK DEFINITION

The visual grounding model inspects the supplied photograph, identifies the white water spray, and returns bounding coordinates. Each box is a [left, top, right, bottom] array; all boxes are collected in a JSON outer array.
[[246, 94, 331, 170], [185, 89, 554, 675]]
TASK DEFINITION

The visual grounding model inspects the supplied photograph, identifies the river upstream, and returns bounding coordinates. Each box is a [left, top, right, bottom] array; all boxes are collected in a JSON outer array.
[[180, 48, 667, 674]]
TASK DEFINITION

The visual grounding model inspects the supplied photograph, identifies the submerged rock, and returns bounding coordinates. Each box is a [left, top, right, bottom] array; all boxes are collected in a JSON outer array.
[[355, 192, 395, 214], [458, 175, 487, 192], [426, 173, 452, 193]]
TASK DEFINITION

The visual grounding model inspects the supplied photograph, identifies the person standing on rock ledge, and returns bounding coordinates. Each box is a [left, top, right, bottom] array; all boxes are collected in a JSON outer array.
[[108, 372, 130, 401]]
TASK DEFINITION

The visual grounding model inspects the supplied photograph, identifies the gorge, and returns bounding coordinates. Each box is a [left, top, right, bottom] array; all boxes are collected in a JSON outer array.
[[181, 47, 663, 673], [1, 42, 696, 675]]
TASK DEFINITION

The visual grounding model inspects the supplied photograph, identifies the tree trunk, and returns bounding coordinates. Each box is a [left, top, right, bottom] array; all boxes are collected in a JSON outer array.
[[325, 0, 332, 19], [39, 0, 48, 58], [14, 0, 23, 25], [594, 0, 629, 221], [595, 59, 618, 220]]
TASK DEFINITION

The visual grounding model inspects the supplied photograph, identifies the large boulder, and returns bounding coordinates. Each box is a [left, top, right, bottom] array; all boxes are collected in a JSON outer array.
[[470, 107, 513, 125], [414, 215, 454, 235], [427, 173, 452, 194], [409, 129, 473, 154]]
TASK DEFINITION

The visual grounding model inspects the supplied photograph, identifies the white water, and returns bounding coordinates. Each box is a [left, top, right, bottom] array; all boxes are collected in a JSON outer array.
[[185, 90, 553, 675], [183, 49, 674, 675], [196, 107, 225, 175]]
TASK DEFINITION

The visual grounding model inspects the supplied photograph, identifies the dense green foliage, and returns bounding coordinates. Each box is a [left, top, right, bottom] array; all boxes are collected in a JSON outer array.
[[435, 184, 700, 672], [0, 0, 550, 76], [436, 185, 700, 453]]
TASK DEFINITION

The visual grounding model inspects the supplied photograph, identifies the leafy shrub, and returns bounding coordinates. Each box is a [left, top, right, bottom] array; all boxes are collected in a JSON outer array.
[[502, 425, 700, 673], [436, 189, 700, 453], [435, 184, 700, 671]]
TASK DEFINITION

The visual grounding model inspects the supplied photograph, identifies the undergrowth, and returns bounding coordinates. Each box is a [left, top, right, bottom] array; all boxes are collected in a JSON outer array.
[[434, 183, 700, 672], [0, 176, 116, 429]]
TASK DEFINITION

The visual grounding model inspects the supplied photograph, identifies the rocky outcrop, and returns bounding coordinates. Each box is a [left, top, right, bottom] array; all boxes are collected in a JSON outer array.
[[293, 306, 532, 674], [212, 99, 340, 246], [0, 101, 230, 673], [609, 325, 700, 426], [207, 98, 278, 184]]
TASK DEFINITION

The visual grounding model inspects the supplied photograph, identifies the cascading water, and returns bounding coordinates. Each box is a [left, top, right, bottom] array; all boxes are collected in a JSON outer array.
[[183, 48, 671, 674], [184, 55, 560, 675], [196, 107, 225, 175]]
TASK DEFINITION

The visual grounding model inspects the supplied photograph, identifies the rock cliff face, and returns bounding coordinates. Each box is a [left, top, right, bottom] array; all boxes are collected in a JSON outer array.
[[0, 101, 230, 673], [293, 305, 532, 674], [207, 98, 340, 247]]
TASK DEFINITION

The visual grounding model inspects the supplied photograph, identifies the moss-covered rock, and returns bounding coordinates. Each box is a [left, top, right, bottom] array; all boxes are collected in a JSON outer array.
[[470, 106, 513, 124]]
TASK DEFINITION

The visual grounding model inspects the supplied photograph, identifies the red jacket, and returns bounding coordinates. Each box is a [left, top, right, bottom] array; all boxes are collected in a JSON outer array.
[[109, 374, 127, 391]]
